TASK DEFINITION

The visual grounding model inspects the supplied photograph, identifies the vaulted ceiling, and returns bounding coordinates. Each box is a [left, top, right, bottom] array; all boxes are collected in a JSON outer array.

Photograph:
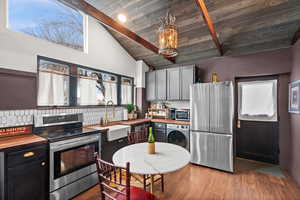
[[86, 0, 300, 68]]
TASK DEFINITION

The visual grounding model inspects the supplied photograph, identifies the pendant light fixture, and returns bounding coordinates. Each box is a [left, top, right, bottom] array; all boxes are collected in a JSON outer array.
[[158, 11, 178, 57]]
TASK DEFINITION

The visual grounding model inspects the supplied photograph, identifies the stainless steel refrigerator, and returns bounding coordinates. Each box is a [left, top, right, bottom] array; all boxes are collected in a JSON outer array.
[[190, 81, 234, 172]]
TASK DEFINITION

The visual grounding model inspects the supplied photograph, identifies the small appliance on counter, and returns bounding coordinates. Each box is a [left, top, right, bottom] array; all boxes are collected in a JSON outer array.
[[175, 109, 190, 121]]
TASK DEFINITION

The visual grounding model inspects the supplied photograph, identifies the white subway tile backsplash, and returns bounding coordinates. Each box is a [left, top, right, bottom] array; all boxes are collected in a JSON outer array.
[[0, 107, 125, 128]]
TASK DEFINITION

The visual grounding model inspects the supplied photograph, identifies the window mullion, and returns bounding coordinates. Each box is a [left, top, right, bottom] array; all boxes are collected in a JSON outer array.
[[69, 65, 78, 107]]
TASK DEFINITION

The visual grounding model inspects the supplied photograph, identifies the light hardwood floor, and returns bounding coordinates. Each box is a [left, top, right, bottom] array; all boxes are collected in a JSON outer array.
[[74, 159, 300, 200]]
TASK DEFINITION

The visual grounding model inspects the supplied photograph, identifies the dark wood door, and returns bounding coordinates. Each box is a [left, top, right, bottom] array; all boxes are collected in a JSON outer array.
[[236, 76, 279, 164], [7, 159, 48, 200], [237, 121, 279, 164]]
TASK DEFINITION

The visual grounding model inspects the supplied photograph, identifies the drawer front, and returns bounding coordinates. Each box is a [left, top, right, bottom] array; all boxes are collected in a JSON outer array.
[[7, 145, 47, 167]]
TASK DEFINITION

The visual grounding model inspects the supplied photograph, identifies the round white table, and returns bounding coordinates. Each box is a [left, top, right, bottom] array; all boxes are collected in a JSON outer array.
[[113, 142, 191, 193]]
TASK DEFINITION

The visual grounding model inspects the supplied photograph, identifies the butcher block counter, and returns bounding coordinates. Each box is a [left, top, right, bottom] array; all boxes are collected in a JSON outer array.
[[150, 119, 190, 125], [88, 118, 189, 129], [0, 134, 47, 151]]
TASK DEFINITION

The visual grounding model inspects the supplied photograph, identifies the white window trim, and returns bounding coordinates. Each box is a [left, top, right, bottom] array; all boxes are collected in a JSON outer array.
[[81, 11, 89, 54], [238, 79, 278, 122], [0, 0, 8, 29]]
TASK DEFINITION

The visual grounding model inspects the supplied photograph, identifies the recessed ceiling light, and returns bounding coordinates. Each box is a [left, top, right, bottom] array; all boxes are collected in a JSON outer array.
[[117, 14, 127, 23]]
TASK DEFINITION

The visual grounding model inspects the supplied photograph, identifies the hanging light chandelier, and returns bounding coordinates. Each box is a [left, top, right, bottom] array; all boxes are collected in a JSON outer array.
[[158, 12, 178, 57]]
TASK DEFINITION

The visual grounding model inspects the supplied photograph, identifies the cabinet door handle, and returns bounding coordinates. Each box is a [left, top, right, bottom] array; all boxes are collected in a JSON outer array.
[[237, 120, 241, 129], [24, 152, 35, 157]]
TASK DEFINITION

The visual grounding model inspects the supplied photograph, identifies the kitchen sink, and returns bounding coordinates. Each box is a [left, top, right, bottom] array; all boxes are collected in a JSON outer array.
[[93, 124, 131, 141]]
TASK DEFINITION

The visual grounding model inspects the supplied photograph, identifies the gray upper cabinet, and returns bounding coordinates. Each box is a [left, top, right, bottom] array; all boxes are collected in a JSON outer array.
[[156, 69, 167, 100], [167, 68, 180, 100], [180, 65, 195, 100], [146, 71, 156, 101], [146, 65, 196, 102]]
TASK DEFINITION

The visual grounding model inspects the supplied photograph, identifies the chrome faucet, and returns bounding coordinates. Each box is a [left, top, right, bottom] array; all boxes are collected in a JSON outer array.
[[104, 100, 115, 124]]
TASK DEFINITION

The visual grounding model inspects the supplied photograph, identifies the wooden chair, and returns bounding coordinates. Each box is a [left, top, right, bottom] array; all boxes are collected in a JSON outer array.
[[127, 129, 164, 192], [128, 129, 149, 144], [94, 153, 155, 200]]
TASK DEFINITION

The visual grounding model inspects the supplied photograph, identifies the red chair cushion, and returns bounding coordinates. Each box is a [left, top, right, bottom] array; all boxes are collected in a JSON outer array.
[[116, 186, 155, 200]]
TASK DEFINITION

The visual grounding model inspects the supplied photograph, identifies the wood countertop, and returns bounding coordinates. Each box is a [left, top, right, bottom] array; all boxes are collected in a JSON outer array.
[[0, 134, 47, 151], [150, 119, 190, 125], [119, 119, 151, 125], [88, 118, 190, 129]]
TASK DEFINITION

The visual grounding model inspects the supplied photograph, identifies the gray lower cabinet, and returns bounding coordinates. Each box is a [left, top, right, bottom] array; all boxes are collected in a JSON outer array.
[[146, 71, 156, 101], [156, 69, 167, 100], [167, 68, 180, 100], [180, 65, 195, 100]]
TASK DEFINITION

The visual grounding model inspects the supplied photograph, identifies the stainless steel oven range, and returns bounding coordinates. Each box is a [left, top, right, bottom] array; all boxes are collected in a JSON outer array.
[[34, 113, 101, 200]]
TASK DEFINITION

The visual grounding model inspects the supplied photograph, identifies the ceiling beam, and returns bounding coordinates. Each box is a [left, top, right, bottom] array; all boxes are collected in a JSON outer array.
[[195, 0, 223, 56], [292, 28, 300, 45], [58, 0, 175, 65]]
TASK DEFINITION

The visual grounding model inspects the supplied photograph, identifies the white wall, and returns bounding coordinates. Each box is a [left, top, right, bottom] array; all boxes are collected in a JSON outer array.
[[0, 0, 137, 77], [135, 60, 149, 88]]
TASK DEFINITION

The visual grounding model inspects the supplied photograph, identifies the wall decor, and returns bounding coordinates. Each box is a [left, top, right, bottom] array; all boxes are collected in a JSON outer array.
[[289, 80, 300, 114], [0, 126, 32, 138]]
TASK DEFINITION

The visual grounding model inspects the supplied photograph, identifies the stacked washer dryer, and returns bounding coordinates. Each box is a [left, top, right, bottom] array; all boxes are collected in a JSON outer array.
[[167, 124, 190, 151]]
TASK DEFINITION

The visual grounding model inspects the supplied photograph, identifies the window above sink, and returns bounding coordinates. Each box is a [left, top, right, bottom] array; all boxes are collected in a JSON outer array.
[[37, 56, 134, 107]]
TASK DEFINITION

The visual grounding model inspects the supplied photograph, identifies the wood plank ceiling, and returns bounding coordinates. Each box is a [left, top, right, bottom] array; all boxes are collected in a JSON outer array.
[[86, 0, 300, 68]]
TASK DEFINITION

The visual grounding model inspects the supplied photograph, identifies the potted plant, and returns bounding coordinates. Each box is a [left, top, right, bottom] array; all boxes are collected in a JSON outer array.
[[148, 127, 155, 154], [127, 104, 135, 120]]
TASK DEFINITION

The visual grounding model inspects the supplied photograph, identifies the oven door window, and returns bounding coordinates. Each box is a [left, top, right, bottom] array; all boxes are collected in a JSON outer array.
[[54, 142, 98, 179]]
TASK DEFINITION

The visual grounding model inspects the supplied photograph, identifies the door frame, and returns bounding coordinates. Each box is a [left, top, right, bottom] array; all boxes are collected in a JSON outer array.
[[234, 75, 280, 164]]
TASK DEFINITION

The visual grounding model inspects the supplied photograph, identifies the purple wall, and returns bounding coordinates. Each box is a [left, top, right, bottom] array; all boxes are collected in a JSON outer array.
[[290, 40, 300, 185], [196, 48, 292, 82], [278, 74, 291, 170], [194, 48, 292, 171]]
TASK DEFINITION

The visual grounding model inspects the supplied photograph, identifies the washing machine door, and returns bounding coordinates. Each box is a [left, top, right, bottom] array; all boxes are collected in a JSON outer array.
[[168, 130, 187, 149]]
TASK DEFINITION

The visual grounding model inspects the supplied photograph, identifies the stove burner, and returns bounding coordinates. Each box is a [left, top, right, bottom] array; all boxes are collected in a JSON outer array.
[[33, 113, 99, 142]]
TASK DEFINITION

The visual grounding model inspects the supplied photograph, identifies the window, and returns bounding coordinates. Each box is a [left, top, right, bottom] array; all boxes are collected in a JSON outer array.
[[77, 68, 98, 105], [77, 68, 118, 105], [238, 80, 277, 121], [8, 0, 84, 51], [37, 57, 134, 107], [121, 77, 133, 105], [102, 73, 118, 105], [38, 59, 70, 106]]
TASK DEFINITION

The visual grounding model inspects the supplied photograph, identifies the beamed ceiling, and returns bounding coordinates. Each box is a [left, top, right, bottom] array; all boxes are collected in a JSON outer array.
[[86, 0, 300, 68]]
